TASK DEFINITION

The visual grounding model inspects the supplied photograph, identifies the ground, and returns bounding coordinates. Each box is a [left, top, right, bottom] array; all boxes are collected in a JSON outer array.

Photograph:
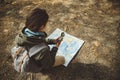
[[0, 0, 120, 80]]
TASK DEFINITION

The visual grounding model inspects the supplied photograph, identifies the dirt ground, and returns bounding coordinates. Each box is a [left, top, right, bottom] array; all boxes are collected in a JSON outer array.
[[0, 0, 120, 80]]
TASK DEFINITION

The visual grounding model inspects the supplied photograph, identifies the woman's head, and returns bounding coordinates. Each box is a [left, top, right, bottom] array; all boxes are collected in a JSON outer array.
[[25, 8, 49, 32]]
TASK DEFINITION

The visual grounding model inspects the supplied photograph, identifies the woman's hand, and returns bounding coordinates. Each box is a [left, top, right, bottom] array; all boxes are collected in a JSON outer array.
[[56, 41, 61, 47], [55, 32, 65, 48]]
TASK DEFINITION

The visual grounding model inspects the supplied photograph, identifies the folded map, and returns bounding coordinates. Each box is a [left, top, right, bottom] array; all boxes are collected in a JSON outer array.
[[48, 28, 84, 67]]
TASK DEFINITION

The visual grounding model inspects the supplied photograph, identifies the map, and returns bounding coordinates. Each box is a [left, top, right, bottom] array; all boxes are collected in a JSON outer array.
[[48, 28, 84, 67]]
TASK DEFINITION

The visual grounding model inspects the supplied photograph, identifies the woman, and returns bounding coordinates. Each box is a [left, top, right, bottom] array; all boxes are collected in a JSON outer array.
[[15, 7, 65, 70]]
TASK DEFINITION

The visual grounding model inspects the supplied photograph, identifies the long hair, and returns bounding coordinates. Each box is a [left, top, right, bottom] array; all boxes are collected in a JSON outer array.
[[25, 8, 49, 32]]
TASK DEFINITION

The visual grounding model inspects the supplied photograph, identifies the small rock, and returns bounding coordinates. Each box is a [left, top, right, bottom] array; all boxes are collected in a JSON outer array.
[[92, 41, 100, 47], [3, 29, 9, 33], [3, 29, 9, 35]]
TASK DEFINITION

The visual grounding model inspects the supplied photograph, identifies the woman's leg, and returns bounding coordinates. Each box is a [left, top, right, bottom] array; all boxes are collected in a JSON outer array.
[[53, 56, 65, 67]]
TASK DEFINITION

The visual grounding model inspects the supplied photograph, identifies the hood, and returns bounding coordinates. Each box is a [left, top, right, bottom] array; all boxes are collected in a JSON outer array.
[[15, 27, 47, 46]]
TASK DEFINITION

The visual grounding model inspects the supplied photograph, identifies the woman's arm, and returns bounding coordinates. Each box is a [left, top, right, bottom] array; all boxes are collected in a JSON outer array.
[[45, 38, 56, 44]]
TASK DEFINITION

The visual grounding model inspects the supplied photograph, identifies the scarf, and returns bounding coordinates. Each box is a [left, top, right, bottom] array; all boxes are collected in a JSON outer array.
[[24, 28, 47, 37]]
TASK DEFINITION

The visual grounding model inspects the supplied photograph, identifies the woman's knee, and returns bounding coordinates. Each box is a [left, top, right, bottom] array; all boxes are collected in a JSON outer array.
[[59, 56, 65, 64], [53, 56, 65, 67]]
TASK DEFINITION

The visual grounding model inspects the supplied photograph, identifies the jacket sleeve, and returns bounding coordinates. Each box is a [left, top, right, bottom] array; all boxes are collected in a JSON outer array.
[[47, 46, 58, 67], [49, 47, 58, 64], [39, 46, 58, 69], [45, 38, 56, 44]]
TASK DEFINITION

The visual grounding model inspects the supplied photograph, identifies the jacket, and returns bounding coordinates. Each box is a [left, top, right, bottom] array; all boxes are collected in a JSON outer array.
[[15, 27, 58, 69]]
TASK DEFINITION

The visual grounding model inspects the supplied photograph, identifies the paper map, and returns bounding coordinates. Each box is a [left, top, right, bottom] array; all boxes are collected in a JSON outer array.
[[48, 28, 84, 67]]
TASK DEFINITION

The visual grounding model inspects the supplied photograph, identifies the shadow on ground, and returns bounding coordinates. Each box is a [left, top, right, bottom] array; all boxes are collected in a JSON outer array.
[[41, 63, 114, 80], [108, 0, 120, 7], [113, 23, 120, 80]]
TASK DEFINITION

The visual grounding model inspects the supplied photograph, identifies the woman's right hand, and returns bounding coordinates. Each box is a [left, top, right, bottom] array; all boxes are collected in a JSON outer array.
[[56, 41, 61, 48], [55, 32, 65, 48]]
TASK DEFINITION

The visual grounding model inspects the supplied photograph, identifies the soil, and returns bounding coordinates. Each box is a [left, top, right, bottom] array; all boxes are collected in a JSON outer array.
[[0, 0, 120, 80]]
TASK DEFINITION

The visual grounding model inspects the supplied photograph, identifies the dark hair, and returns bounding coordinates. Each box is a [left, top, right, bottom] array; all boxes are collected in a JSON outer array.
[[25, 8, 49, 32]]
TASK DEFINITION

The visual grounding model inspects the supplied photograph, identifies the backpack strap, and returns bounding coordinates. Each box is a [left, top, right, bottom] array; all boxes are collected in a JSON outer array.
[[19, 52, 27, 72], [29, 43, 48, 57], [13, 47, 23, 60]]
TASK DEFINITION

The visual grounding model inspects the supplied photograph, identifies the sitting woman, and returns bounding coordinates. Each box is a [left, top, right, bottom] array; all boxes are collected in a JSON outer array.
[[15, 7, 65, 70]]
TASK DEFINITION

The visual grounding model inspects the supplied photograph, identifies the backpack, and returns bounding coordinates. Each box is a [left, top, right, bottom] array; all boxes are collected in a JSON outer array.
[[11, 43, 49, 73]]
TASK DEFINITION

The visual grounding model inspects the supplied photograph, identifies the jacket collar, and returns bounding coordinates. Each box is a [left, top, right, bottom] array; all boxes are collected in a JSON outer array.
[[23, 27, 47, 37]]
